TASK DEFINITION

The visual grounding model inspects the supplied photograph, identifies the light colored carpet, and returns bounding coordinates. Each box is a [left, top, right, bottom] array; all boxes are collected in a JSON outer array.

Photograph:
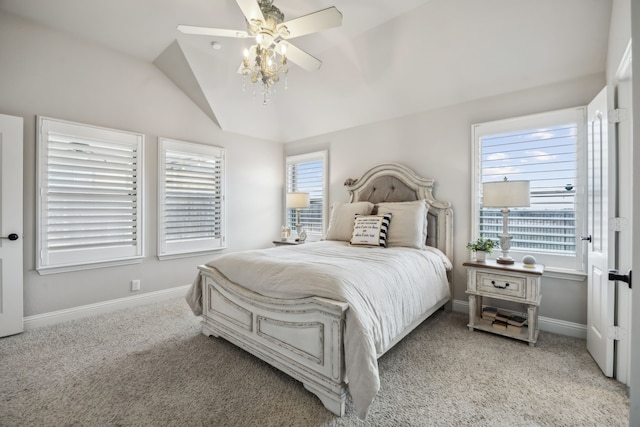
[[0, 297, 629, 426]]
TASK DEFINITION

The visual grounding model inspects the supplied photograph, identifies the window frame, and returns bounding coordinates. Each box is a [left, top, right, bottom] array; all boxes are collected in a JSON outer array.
[[285, 151, 328, 239], [36, 116, 145, 274], [157, 138, 225, 260], [471, 107, 587, 273]]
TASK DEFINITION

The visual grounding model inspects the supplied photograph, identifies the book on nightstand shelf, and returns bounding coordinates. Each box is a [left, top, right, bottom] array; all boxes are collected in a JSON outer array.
[[492, 320, 508, 330], [481, 307, 498, 321], [507, 315, 527, 327], [482, 308, 528, 332], [507, 324, 525, 333], [495, 310, 512, 323]]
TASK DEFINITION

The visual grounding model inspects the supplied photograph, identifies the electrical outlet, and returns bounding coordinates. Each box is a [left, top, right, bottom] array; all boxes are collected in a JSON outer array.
[[131, 279, 141, 291]]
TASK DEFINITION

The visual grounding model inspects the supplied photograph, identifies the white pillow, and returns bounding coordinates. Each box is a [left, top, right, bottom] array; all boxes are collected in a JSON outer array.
[[375, 200, 429, 249], [349, 214, 392, 247], [325, 202, 374, 241]]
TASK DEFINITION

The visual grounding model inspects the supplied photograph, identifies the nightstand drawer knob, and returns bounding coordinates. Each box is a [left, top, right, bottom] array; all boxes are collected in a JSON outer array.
[[491, 280, 509, 289]]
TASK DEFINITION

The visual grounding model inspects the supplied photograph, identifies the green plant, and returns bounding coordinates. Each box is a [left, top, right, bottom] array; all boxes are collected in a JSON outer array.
[[466, 237, 498, 254]]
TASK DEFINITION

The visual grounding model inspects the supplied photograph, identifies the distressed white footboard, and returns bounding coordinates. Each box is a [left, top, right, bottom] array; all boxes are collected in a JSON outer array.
[[198, 265, 349, 416]]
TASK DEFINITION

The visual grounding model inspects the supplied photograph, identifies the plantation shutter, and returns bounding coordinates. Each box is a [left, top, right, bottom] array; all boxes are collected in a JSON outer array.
[[479, 123, 578, 254], [286, 151, 327, 235], [158, 139, 225, 258], [37, 117, 144, 273]]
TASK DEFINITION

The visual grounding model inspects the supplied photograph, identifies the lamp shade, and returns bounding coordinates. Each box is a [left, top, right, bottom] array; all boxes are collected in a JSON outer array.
[[482, 180, 530, 208], [286, 192, 310, 209]]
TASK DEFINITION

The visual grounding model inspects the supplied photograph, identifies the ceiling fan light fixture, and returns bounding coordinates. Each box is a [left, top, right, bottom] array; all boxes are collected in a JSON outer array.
[[179, 0, 342, 105], [242, 42, 288, 105], [277, 25, 290, 38], [257, 32, 274, 48]]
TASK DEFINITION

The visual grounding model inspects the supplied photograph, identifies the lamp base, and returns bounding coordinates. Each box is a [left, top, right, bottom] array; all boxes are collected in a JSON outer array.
[[496, 257, 515, 265]]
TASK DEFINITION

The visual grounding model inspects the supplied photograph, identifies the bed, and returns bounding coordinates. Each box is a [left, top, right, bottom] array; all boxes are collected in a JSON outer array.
[[186, 163, 453, 418]]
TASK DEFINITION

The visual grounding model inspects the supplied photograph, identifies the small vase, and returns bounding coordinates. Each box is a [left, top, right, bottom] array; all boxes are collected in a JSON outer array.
[[280, 226, 291, 241], [475, 251, 487, 262]]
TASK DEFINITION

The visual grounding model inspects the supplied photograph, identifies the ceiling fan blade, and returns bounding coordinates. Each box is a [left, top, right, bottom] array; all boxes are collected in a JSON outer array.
[[277, 7, 342, 39], [177, 25, 248, 38], [277, 41, 321, 72], [235, 0, 266, 25]]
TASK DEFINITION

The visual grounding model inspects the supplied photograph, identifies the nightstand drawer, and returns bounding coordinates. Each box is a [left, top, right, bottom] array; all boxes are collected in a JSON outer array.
[[477, 272, 526, 298]]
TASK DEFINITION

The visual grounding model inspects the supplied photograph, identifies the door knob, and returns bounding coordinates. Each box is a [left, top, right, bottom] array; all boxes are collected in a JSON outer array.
[[581, 235, 592, 243], [609, 269, 632, 289], [1, 233, 19, 241]]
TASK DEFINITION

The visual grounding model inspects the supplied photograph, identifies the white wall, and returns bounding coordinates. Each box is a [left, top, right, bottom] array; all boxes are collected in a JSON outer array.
[[0, 12, 283, 316], [285, 73, 605, 325], [607, 0, 631, 80]]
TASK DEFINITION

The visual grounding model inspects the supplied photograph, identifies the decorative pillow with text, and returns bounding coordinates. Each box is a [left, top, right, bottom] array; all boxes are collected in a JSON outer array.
[[349, 214, 392, 247]]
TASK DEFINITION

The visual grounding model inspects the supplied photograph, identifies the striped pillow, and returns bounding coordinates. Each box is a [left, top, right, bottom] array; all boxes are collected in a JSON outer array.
[[349, 214, 392, 247]]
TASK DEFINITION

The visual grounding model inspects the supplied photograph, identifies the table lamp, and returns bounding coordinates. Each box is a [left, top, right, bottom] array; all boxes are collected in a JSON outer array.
[[482, 178, 530, 264], [286, 192, 310, 241]]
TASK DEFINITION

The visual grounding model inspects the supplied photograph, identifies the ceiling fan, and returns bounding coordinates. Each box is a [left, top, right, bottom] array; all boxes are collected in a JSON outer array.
[[177, 0, 343, 72]]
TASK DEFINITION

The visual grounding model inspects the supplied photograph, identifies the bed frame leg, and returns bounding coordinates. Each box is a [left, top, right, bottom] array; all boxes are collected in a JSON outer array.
[[201, 323, 220, 338], [303, 383, 346, 416]]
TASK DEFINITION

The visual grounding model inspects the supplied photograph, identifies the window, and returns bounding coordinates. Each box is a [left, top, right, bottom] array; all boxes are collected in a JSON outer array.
[[471, 108, 586, 271], [286, 151, 328, 237], [158, 138, 225, 259], [37, 117, 144, 273]]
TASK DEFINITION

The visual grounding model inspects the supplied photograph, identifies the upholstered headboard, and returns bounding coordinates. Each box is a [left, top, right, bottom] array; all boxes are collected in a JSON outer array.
[[344, 163, 453, 262]]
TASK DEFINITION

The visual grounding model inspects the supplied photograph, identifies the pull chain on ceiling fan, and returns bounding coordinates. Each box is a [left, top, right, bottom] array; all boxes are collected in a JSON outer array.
[[178, 0, 342, 104]]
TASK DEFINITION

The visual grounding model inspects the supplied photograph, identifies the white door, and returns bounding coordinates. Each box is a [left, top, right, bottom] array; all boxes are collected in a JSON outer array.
[[586, 88, 614, 376], [613, 61, 633, 384], [0, 114, 24, 337]]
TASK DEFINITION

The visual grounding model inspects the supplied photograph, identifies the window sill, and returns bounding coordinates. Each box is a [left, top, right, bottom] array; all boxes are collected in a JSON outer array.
[[157, 247, 226, 261], [542, 267, 587, 282], [37, 256, 144, 275]]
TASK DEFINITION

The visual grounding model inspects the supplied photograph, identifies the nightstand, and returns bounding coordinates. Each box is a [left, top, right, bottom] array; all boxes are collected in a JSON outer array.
[[464, 259, 544, 346], [272, 240, 303, 247]]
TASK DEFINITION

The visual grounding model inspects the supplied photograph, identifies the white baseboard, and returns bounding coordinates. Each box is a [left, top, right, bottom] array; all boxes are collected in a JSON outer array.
[[452, 299, 587, 339], [24, 284, 191, 330], [24, 292, 587, 339]]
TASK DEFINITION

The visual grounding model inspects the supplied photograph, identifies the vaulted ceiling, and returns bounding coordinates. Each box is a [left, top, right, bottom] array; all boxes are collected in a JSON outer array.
[[0, 0, 612, 142]]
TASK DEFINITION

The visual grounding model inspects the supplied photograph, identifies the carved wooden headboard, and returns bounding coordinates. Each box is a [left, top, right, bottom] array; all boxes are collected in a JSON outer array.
[[344, 163, 453, 263]]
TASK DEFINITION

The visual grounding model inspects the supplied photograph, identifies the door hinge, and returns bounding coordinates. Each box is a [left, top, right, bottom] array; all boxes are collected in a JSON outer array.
[[609, 217, 628, 232], [608, 325, 627, 341], [608, 108, 627, 124]]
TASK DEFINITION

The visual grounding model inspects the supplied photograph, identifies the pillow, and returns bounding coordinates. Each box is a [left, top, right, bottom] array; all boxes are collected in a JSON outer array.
[[325, 202, 374, 241], [349, 214, 392, 247], [375, 200, 429, 249]]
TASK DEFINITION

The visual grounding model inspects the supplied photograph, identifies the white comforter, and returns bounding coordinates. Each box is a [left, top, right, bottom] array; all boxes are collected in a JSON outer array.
[[186, 241, 451, 418]]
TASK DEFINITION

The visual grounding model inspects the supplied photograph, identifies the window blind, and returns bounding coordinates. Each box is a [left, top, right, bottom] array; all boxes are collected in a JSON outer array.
[[46, 133, 139, 249], [480, 123, 578, 254], [158, 139, 224, 257], [286, 152, 326, 235]]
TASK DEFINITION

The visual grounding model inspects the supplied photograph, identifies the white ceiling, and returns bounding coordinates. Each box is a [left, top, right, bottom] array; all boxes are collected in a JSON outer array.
[[0, 0, 612, 142]]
